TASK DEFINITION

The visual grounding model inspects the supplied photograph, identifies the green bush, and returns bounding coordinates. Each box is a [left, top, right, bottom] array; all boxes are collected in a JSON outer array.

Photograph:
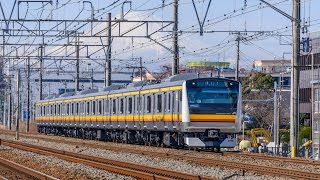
[[280, 130, 290, 144], [299, 126, 311, 144]]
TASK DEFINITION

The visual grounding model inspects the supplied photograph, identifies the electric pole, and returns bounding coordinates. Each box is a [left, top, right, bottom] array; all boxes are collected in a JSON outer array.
[[290, 0, 300, 158], [7, 78, 12, 130], [39, 46, 43, 100], [172, 0, 179, 75], [236, 33, 240, 81], [105, 13, 112, 87], [75, 34, 80, 92], [16, 69, 20, 140], [26, 57, 30, 132], [140, 57, 143, 81]]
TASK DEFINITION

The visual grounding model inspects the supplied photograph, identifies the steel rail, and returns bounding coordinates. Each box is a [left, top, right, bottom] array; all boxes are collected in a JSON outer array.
[[222, 151, 320, 166], [0, 139, 215, 180], [0, 156, 58, 180], [2, 131, 319, 179]]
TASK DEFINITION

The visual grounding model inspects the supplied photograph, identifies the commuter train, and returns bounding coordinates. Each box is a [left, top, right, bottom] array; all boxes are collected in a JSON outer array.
[[35, 73, 242, 150]]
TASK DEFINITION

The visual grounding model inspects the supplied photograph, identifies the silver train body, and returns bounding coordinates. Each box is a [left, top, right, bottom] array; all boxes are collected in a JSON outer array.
[[35, 74, 242, 149]]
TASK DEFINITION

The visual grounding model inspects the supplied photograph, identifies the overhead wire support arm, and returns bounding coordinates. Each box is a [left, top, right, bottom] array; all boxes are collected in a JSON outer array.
[[0, 0, 17, 33], [260, 0, 298, 23], [191, 0, 213, 36], [148, 37, 174, 54]]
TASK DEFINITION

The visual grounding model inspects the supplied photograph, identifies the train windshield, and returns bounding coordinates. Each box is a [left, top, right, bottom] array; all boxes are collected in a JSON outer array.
[[186, 79, 239, 114]]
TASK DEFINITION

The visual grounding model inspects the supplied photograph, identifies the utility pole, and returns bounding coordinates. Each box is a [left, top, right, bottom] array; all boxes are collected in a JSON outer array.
[[39, 46, 43, 100], [140, 57, 143, 81], [75, 34, 80, 92], [172, 0, 179, 75], [273, 82, 279, 146], [26, 57, 30, 132], [235, 33, 240, 81], [290, 0, 301, 158], [7, 78, 12, 130], [105, 13, 112, 86], [91, 68, 94, 89], [16, 69, 20, 140]]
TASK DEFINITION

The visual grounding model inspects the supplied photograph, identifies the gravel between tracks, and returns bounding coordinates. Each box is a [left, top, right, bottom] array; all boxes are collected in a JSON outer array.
[[0, 144, 133, 180], [0, 162, 35, 180], [0, 134, 291, 180]]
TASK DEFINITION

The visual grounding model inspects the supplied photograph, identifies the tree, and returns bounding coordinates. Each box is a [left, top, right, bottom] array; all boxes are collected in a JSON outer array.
[[242, 72, 276, 129], [242, 72, 274, 94]]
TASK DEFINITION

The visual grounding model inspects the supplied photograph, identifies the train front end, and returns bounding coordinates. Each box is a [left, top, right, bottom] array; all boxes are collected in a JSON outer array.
[[181, 78, 241, 149]]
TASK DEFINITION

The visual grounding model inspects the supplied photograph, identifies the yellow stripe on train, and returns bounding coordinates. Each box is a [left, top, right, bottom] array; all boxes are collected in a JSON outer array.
[[36, 114, 236, 123]]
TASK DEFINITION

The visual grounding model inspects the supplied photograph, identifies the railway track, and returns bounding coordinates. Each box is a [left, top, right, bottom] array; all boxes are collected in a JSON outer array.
[[1, 130, 319, 179], [0, 139, 215, 180], [0, 154, 57, 180], [222, 151, 320, 166]]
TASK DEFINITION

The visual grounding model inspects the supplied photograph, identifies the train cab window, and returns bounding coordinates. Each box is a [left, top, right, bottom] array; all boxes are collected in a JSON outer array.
[[98, 100, 102, 115], [112, 99, 116, 114], [156, 94, 162, 113], [86, 101, 90, 115], [119, 98, 124, 114], [146, 95, 151, 113], [128, 97, 133, 114], [92, 101, 96, 115]]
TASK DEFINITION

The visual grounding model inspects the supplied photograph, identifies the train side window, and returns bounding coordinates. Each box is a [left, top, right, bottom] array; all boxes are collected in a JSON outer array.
[[44, 106, 46, 116], [119, 98, 124, 114], [112, 99, 116, 114], [66, 103, 69, 115], [104, 99, 109, 115], [79, 102, 82, 115], [92, 101, 96, 115], [146, 95, 151, 113], [86, 101, 90, 115], [137, 96, 141, 113], [76, 102, 79, 115], [156, 94, 162, 113], [128, 97, 133, 114], [71, 103, 74, 115], [167, 93, 171, 112], [172, 91, 176, 113], [98, 100, 102, 115], [81, 102, 85, 115], [60, 104, 63, 115], [57, 104, 60, 115]]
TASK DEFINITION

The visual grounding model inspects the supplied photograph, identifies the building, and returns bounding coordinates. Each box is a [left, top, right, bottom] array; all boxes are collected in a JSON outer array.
[[253, 60, 291, 73], [185, 61, 232, 73], [299, 31, 320, 159]]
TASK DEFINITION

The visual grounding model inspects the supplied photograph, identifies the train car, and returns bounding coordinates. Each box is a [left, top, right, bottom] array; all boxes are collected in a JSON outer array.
[[35, 73, 242, 150]]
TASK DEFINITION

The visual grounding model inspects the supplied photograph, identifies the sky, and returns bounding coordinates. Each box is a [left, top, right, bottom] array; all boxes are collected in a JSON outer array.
[[1, 0, 320, 72]]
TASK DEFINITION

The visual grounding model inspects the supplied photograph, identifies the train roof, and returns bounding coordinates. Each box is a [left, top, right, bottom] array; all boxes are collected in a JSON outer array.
[[37, 73, 238, 104]]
